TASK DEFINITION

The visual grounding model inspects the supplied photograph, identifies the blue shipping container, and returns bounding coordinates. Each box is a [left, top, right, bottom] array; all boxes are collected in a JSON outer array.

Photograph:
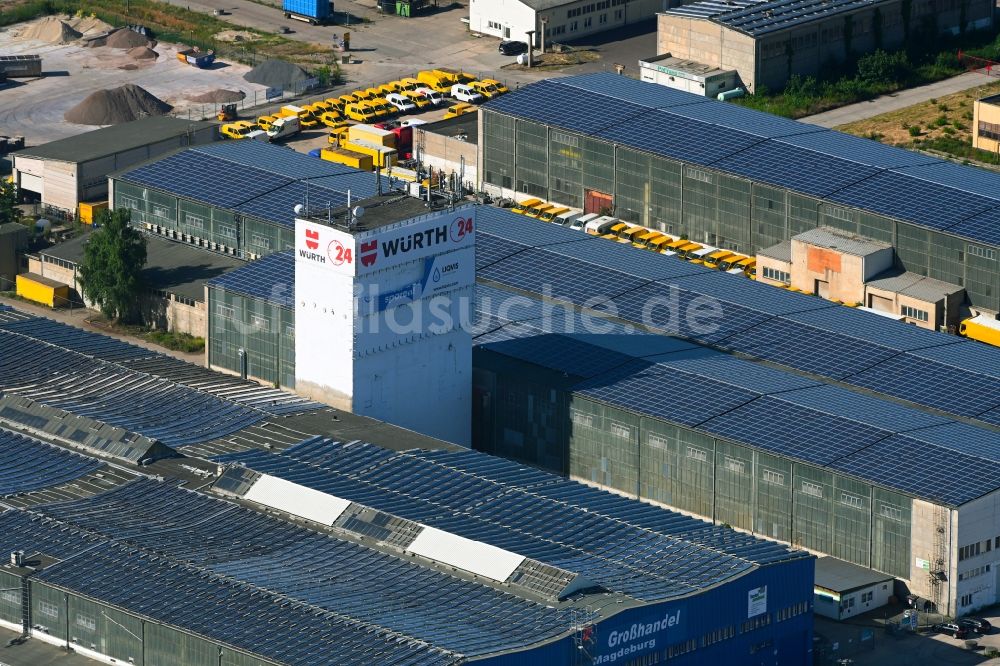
[[283, 0, 332, 20]]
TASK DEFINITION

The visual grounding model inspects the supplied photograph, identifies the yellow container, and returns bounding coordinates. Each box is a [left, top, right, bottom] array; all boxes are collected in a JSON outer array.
[[78, 200, 108, 225], [321, 148, 374, 171], [348, 124, 395, 148], [341, 138, 397, 168], [16, 273, 69, 308]]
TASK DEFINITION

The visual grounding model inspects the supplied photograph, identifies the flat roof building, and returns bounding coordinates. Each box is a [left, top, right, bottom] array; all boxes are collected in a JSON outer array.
[[11, 117, 218, 219], [639, 54, 739, 98], [415, 113, 479, 189], [480, 73, 1000, 314], [813, 557, 894, 621], [0, 303, 815, 666], [31, 232, 244, 337], [112, 141, 387, 259], [659, 0, 993, 93]]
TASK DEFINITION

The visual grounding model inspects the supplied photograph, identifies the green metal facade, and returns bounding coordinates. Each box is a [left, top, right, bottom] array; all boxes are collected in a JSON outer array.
[[481, 111, 1000, 312], [113, 180, 293, 259], [25, 581, 276, 666], [473, 349, 913, 580], [207, 287, 295, 388]]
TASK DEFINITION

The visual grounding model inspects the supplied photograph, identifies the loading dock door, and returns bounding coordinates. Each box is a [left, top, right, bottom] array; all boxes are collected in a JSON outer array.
[[17, 171, 43, 196], [585, 190, 612, 215]]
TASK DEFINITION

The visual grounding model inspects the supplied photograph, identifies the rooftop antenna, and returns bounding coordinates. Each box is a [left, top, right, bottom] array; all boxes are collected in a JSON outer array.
[[347, 189, 353, 228], [304, 180, 309, 215], [376, 164, 383, 196], [426, 167, 432, 204], [327, 201, 332, 226]]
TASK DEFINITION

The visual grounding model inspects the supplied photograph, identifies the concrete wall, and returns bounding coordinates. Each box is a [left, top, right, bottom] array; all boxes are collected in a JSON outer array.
[[416, 128, 479, 189], [818, 580, 892, 620], [973, 99, 1000, 153], [472, 0, 663, 46], [863, 285, 962, 331], [789, 239, 892, 303], [755, 255, 792, 287], [639, 64, 738, 97], [954, 491, 1000, 617], [659, 0, 994, 93], [909, 498, 956, 615]]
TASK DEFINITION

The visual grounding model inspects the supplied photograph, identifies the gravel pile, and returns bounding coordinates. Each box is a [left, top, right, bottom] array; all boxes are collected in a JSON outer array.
[[244, 59, 310, 88], [64, 84, 173, 125], [187, 89, 246, 103], [106, 28, 152, 49], [18, 17, 81, 44], [127, 46, 158, 60]]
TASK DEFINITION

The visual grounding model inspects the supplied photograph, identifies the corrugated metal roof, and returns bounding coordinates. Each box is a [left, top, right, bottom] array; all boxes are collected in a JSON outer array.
[[757, 240, 792, 262], [814, 556, 893, 592], [866, 271, 964, 302], [793, 226, 892, 256]]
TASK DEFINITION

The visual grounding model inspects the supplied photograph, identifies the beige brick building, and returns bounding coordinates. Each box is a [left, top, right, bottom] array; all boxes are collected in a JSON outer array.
[[658, 0, 993, 93]]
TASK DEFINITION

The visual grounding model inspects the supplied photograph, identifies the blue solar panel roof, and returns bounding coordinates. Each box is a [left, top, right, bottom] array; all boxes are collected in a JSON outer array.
[[776, 130, 937, 169], [483, 79, 649, 134], [555, 72, 709, 110], [596, 109, 764, 165], [826, 170, 996, 231], [896, 160, 1000, 202], [120, 150, 293, 209], [663, 99, 821, 139], [208, 250, 294, 307], [710, 140, 881, 198], [541, 235, 707, 280], [233, 181, 351, 228], [772, 384, 951, 432], [194, 141, 361, 180], [945, 208, 1000, 248]]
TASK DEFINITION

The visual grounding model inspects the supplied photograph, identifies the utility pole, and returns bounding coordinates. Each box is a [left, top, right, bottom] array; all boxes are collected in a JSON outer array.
[[525, 30, 536, 67], [539, 17, 548, 53]]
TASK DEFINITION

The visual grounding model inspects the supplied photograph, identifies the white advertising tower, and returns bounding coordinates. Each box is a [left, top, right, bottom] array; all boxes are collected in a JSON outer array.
[[294, 193, 475, 446]]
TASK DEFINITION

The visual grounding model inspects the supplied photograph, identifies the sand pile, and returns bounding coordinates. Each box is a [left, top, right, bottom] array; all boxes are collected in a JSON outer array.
[[19, 16, 81, 44], [68, 16, 113, 36], [127, 46, 158, 60], [107, 28, 152, 49], [64, 84, 173, 125], [244, 59, 310, 88], [187, 89, 246, 103]]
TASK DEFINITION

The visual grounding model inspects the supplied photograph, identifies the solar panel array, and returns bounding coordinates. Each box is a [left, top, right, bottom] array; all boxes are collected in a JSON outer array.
[[116, 141, 383, 229], [214, 438, 808, 603], [208, 250, 296, 307], [483, 73, 1000, 248], [0, 311, 321, 449], [15, 479, 578, 663], [472, 214, 1000, 503], [0, 429, 103, 497]]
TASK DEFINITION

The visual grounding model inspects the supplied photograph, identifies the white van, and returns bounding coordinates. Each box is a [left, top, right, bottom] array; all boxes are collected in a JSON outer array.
[[556, 209, 584, 227], [687, 245, 719, 264], [415, 87, 445, 106], [451, 83, 484, 103]]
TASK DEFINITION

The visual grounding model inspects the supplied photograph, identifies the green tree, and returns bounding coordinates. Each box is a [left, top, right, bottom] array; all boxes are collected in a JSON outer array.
[[857, 49, 911, 85], [78, 208, 147, 323], [0, 180, 21, 226]]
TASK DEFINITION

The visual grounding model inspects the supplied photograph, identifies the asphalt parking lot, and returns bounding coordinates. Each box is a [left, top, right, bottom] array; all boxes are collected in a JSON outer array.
[[0, 629, 98, 666]]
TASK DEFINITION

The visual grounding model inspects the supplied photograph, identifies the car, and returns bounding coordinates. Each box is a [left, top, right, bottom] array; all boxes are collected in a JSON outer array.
[[397, 77, 422, 92], [402, 91, 431, 110], [414, 87, 445, 106], [221, 120, 258, 139], [451, 83, 484, 104], [480, 78, 510, 95], [933, 623, 969, 639], [959, 618, 992, 633], [499, 40, 529, 56], [385, 93, 417, 113], [319, 111, 345, 128], [400, 118, 427, 127]]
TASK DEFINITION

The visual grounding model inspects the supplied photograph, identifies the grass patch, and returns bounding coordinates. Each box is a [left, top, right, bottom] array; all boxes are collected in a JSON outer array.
[[142, 328, 205, 353], [837, 80, 1000, 165], [733, 31, 999, 118], [0, 0, 341, 68]]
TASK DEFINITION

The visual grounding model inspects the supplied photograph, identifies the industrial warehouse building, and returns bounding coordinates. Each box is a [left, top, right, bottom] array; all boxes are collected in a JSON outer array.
[[203, 202, 1000, 618], [658, 0, 994, 93], [469, 0, 665, 47], [479, 73, 1000, 314], [11, 117, 218, 219], [0, 304, 815, 666], [110, 141, 386, 260]]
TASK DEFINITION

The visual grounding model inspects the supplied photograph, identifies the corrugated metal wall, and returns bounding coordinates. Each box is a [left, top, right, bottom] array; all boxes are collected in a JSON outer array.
[[474, 349, 913, 579], [28, 582, 276, 666], [481, 112, 1000, 312], [208, 287, 295, 388]]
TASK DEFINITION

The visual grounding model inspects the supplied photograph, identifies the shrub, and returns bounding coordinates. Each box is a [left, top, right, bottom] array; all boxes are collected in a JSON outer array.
[[908, 125, 922, 137], [857, 49, 912, 85]]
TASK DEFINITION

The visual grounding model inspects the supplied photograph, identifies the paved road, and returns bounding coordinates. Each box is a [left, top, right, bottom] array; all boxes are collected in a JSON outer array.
[[802, 71, 997, 127]]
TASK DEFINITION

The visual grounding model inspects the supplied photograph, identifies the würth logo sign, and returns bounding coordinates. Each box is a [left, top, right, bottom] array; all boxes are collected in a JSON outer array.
[[305, 229, 320, 250]]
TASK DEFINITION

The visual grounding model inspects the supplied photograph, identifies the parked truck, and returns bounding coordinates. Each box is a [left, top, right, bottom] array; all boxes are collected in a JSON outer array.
[[176, 47, 215, 68], [283, 0, 335, 24], [960, 315, 1000, 348]]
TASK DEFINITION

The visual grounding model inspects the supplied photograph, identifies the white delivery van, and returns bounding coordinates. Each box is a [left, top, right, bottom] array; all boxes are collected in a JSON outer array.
[[451, 83, 484, 103]]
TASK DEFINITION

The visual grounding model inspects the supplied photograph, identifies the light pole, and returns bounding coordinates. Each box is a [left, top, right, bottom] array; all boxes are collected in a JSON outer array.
[[525, 30, 536, 67], [539, 17, 548, 54]]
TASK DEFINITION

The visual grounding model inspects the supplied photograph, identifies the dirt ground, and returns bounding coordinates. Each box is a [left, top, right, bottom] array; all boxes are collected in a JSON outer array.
[[0, 16, 269, 147], [837, 80, 1000, 147]]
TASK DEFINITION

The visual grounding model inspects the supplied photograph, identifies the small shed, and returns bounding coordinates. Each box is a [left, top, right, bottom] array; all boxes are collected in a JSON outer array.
[[16, 272, 69, 308], [814, 557, 894, 620]]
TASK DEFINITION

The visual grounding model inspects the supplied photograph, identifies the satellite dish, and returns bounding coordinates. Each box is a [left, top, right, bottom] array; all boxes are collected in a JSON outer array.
[[293, 203, 305, 214], [352, 206, 365, 218]]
